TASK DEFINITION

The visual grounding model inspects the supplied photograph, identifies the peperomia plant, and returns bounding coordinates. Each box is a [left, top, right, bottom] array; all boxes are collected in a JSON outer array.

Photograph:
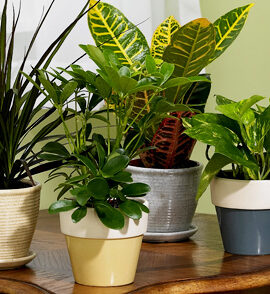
[[87, 1, 253, 168], [183, 95, 270, 200]]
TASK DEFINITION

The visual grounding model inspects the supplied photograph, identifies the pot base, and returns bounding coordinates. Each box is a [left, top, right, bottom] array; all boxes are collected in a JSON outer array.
[[0, 251, 36, 270], [216, 207, 270, 255], [143, 225, 198, 243], [65, 235, 143, 286]]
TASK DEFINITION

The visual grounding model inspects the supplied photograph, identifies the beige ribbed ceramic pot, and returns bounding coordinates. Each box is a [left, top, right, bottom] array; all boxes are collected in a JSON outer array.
[[0, 181, 41, 260]]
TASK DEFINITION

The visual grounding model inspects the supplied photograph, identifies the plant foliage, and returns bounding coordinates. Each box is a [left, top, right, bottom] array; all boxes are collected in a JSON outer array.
[[0, 0, 96, 189], [87, 2, 253, 168], [183, 95, 270, 200]]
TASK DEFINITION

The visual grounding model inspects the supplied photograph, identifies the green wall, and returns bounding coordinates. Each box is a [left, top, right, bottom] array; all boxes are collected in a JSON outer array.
[[35, 0, 265, 214]]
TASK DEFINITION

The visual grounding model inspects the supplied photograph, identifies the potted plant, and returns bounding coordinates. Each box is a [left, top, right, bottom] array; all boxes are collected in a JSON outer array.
[[183, 95, 270, 255], [0, 0, 96, 269], [86, 1, 253, 242], [32, 48, 169, 286]]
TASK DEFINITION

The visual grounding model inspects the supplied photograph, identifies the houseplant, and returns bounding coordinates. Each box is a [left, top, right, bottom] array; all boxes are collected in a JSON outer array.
[[183, 95, 270, 255], [32, 47, 174, 286], [86, 1, 253, 241], [0, 0, 97, 269]]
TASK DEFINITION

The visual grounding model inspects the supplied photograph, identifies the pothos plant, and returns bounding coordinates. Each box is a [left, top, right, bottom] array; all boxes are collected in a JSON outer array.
[[87, 1, 253, 168], [183, 95, 270, 200], [34, 46, 207, 228], [0, 0, 96, 189]]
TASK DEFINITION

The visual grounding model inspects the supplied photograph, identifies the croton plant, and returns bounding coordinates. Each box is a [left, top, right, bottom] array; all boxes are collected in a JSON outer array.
[[87, 1, 253, 168]]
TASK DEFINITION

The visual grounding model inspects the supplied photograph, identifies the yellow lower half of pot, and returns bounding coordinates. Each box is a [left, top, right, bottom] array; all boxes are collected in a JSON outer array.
[[65, 235, 143, 287]]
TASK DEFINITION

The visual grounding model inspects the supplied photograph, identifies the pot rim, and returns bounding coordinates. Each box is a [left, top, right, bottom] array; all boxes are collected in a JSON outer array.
[[215, 175, 270, 184], [126, 160, 203, 175], [0, 180, 41, 196], [60, 199, 149, 239]]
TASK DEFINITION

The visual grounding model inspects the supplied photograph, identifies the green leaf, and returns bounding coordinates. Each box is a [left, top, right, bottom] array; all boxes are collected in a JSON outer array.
[[49, 200, 77, 214], [163, 18, 215, 77], [160, 62, 175, 84], [101, 155, 130, 177], [119, 200, 142, 220], [95, 201, 125, 230], [88, 1, 150, 69], [42, 142, 70, 157], [72, 206, 87, 223], [110, 171, 133, 183], [196, 153, 233, 200], [75, 154, 98, 176], [65, 174, 89, 184], [184, 122, 258, 170], [87, 178, 109, 200], [95, 142, 106, 168], [38, 153, 64, 161], [133, 200, 149, 213], [60, 81, 78, 104], [79, 45, 106, 72], [122, 183, 151, 197], [71, 186, 90, 206], [145, 55, 157, 74], [39, 75, 59, 104], [151, 15, 181, 59], [210, 4, 254, 63]]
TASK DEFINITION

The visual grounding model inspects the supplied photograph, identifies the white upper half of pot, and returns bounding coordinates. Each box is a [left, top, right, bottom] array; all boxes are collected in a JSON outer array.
[[211, 177, 270, 210]]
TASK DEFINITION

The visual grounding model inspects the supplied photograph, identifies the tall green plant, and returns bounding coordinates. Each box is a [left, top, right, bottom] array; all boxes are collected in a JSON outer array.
[[87, 1, 253, 168], [0, 0, 99, 189]]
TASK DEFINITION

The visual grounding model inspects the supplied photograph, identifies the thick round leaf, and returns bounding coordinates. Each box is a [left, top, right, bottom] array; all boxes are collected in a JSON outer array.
[[88, 1, 150, 69], [49, 200, 77, 214], [122, 183, 151, 197], [72, 207, 87, 223], [71, 187, 90, 206], [110, 171, 133, 183], [119, 200, 142, 220], [75, 154, 98, 176], [38, 153, 64, 161], [101, 155, 129, 177], [42, 142, 70, 157], [132, 200, 150, 213], [94, 201, 125, 230], [87, 178, 109, 200]]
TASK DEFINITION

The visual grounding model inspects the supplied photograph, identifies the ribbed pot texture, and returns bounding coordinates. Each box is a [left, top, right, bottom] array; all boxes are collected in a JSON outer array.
[[0, 181, 41, 259], [126, 162, 203, 233]]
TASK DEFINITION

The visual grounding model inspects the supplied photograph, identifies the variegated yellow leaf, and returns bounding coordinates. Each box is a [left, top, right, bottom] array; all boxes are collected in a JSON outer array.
[[163, 18, 215, 77], [88, 1, 150, 69], [210, 3, 254, 62], [151, 16, 181, 59]]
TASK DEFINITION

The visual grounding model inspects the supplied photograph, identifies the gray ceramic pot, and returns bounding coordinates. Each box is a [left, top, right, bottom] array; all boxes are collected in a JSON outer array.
[[126, 161, 203, 235]]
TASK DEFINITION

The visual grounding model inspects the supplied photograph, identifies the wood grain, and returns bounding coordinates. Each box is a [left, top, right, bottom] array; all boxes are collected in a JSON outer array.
[[0, 211, 270, 293]]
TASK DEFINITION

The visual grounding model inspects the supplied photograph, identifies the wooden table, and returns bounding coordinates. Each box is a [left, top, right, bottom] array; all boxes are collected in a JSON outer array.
[[0, 211, 270, 294]]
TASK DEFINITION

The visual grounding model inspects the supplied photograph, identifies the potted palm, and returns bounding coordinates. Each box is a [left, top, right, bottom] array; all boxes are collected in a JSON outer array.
[[86, 1, 253, 241], [0, 0, 96, 269], [183, 95, 270, 255]]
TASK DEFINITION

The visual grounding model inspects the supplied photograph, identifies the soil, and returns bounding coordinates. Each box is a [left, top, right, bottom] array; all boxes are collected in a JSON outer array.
[[0, 181, 32, 190]]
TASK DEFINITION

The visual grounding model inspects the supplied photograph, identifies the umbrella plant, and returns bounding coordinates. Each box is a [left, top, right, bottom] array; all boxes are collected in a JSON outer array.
[[0, 0, 98, 189], [183, 95, 270, 199], [87, 1, 253, 168], [33, 46, 208, 227]]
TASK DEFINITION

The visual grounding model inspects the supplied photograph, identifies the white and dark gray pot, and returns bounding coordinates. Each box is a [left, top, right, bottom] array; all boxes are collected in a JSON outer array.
[[126, 161, 203, 242], [211, 177, 270, 255]]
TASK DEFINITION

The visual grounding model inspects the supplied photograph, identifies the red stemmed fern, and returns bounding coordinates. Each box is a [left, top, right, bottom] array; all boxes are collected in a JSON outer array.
[[140, 112, 196, 168]]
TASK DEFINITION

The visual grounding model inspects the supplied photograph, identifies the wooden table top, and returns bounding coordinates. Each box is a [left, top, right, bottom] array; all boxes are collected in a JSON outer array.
[[0, 211, 270, 294]]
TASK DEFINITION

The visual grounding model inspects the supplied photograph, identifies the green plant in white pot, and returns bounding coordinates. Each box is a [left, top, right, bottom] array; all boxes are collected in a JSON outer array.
[[86, 1, 253, 242], [183, 95, 270, 255], [0, 0, 92, 269], [32, 50, 165, 286]]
